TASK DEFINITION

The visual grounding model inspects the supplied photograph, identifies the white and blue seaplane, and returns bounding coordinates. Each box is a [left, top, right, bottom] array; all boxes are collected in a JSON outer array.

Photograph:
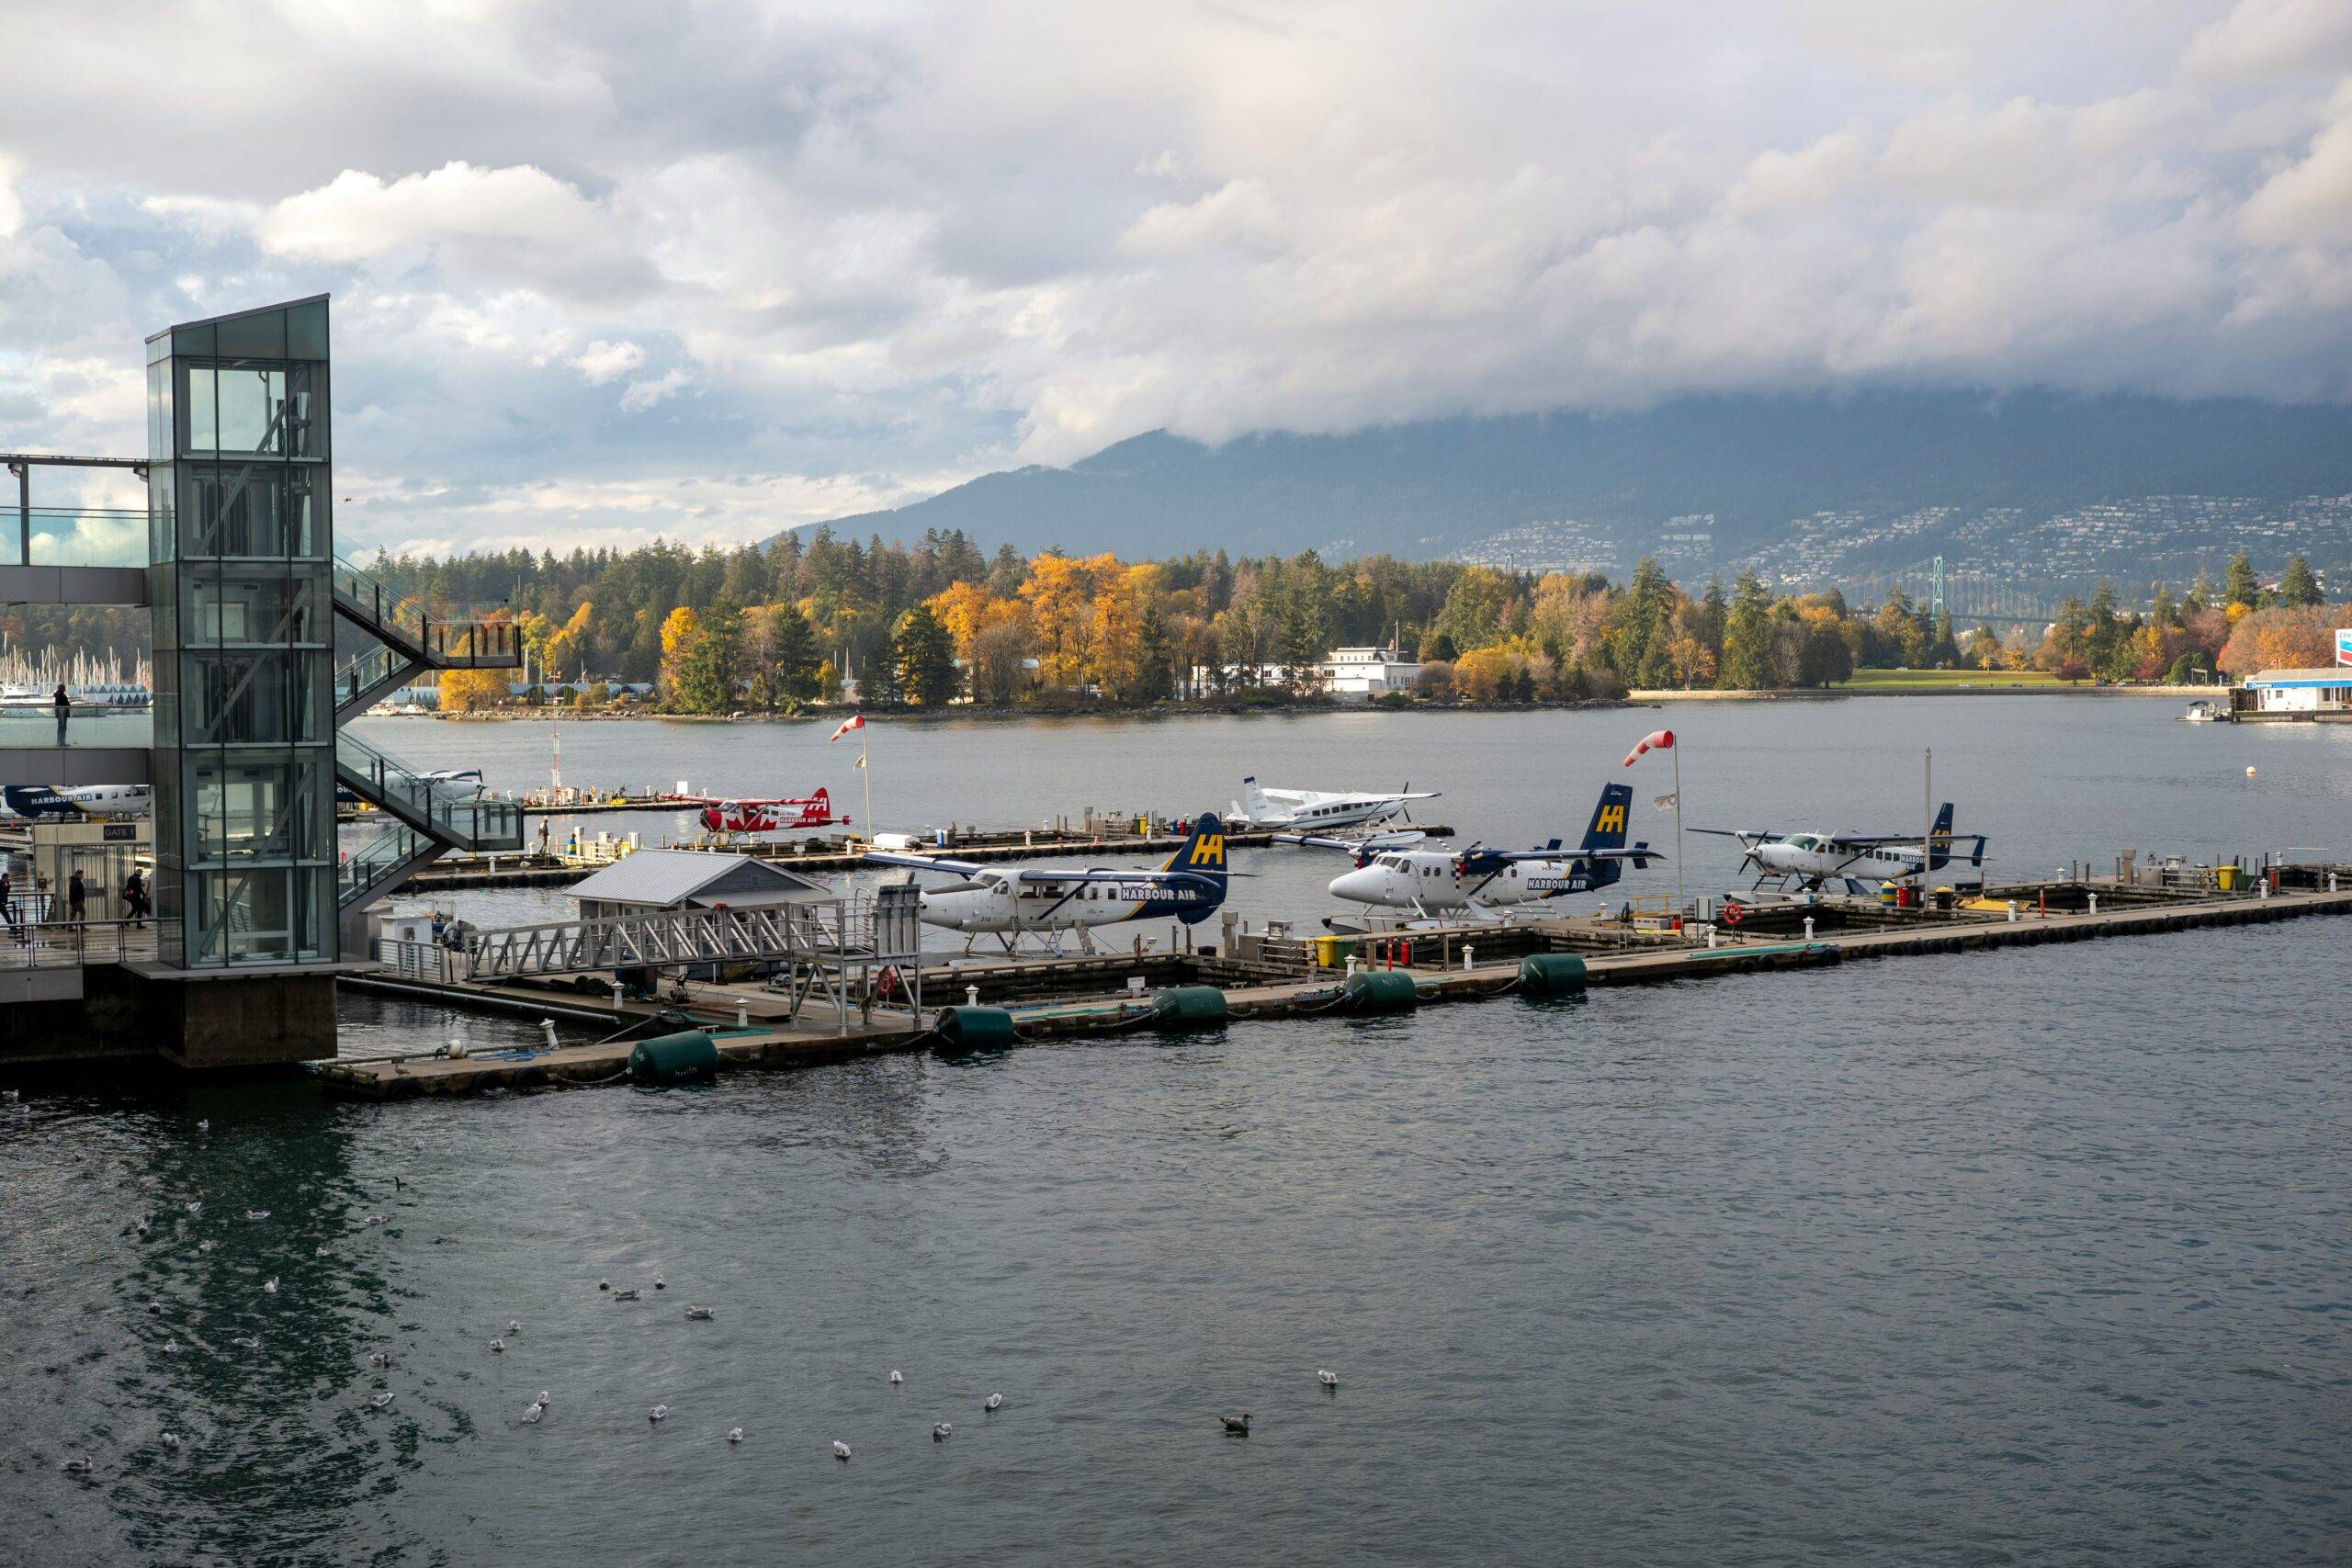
[[1232, 777, 1438, 832], [863, 815, 1236, 955], [1691, 802, 1985, 895], [1280, 784, 1662, 930]]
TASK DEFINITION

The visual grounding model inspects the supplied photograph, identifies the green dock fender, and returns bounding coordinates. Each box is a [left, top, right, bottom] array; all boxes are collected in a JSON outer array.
[[934, 1006, 1019, 1049], [1148, 986, 1229, 1028], [1341, 971, 1419, 1013], [628, 1029, 719, 1085], [1516, 953, 1589, 995]]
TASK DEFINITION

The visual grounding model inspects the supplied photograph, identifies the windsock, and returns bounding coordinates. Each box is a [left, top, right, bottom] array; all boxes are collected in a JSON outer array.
[[1623, 728, 1675, 767]]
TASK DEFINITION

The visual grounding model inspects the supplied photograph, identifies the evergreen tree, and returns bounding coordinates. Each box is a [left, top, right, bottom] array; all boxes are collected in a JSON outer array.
[[770, 602, 821, 702], [2278, 554, 2322, 607], [2224, 551, 2260, 610], [891, 604, 958, 706], [2183, 570, 2212, 615], [1132, 602, 1175, 702], [672, 603, 742, 714], [1718, 570, 1774, 690]]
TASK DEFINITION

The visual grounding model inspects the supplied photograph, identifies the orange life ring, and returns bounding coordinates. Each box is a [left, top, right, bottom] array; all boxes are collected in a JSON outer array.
[[876, 965, 900, 998], [1722, 902, 1746, 926]]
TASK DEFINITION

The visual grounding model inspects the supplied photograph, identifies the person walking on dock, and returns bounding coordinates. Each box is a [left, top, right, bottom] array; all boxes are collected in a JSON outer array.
[[53, 682, 71, 744], [67, 869, 87, 926], [122, 868, 150, 930]]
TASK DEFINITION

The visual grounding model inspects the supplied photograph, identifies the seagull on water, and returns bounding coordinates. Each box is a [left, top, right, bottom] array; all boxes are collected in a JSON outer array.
[[684, 1305, 713, 1320], [889, 1370, 902, 1385], [314, 1246, 329, 1258], [231, 1336, 262, 1350], [612, 1288, 639, 1302], [728, 1427, 743, 1444], [364, 1213, 388, 1226], [506, 1320, 521, 1335], [196, 1120, 209, 1133], [648, 1404, 669, 1424], [197, 1240, 215, 1254], [983, 1393, 1002, 1412], [537, 1390, 551, 1405], [370, 1392, 395, 1410], [245, 1209, 270, 1221], [61, 1457, 93, 1475], [652, 1274, 665, 1291], [369, 1352, 391, 1367], [262, 1277, 278, 1295], [490, 1337, 505, 1353], [3, 1088, 18, 1102], [147, 1300, 163, 1315], [164, 1338, 180, 1355], [522, 1402, 544, 1425], [832, 1440, 852, 1461], [1220, 1414, 1251, 1436], [135, 1217, 151, 1234], [162, 1432, 180, 1450], [186, 1201, 203, 1214], [1317, 1369, 1339, 1388], [933, 1422, 952, 1441]]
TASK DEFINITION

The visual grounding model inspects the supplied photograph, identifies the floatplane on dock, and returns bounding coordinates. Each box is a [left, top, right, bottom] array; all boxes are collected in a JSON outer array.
[[864, 815, 1237, 954]]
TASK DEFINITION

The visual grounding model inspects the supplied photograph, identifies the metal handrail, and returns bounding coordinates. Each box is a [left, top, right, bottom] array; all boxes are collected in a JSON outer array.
[[1, 913, 159, 970], [334, 730, 523, 849], [330, 552, 517, 666]]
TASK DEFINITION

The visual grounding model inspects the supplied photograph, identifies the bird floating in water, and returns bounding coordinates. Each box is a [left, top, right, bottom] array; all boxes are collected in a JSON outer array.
[[652, 1275, 665, 1291], [196, 1240, 215, 1254], [135, 1217, 150, 1234], [262, 1277, 278, 1295], [231, 1336, 262, 1350], [1220, 1414, 1251, 1436], [314, 1246, 329, 1258], [522, 1402, 544, 1425], [983, 1392, 1003, 1412], [648, 1404, 669, 1424], [832, 1440, 852, 1461], [3, 1088, 18, 1101], [369, 1352, 390, 1367], [164, 1338, 179, 1355], [245, 1209, 269, 1221], [537, 1390, 552, 1407], [61, 1457, 93, 1475], [684, 1305, 714, 1321], [370, 1392, 395, 1410], [613, 1288, 639, 1302], [186, 1201, 202, 1213], [162, 1432, 180, 1450], [490, 1337, 505, 1353], [1317, 1369, 1339, 1388], [196, 1120, 209, 1133], [889, 1370, 903, 1384], [147, 1300, 162, 1315], [364, 1213, 388, 1226], [933, 1422, 952, 1441], [728, 1427, 743, 1444], [597, 1280, 610, 1292], [506, 1320, 521, 1334]]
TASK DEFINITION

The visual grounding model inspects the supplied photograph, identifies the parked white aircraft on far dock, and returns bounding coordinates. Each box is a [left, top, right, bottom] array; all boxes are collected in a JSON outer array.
[[1233, 776, 1437, 832]]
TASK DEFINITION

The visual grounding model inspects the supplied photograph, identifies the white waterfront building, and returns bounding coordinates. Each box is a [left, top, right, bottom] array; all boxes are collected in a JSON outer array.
[[1320, 646, 1422, 699]]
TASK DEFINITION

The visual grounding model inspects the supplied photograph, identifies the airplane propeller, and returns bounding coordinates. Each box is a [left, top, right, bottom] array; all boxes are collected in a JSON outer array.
[[1400, 783, 1415, 825]]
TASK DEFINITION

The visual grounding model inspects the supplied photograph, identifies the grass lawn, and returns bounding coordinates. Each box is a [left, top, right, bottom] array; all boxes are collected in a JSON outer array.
[[1833, 668, 2067, 691]]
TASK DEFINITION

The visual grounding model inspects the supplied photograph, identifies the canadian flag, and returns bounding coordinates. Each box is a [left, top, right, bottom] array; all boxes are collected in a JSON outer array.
[[829, 714, 866, 742], [1623, 728, 1674, 767]]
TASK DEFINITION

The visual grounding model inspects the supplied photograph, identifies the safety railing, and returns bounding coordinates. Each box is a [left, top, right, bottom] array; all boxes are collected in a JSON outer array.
[[0, 706, 155, 749], [337, 819, 433, 908], [334, 729, 522, 851], [330, 553, 518, 667], [0, 911, 161, 969], [7, 507, 151, 570]]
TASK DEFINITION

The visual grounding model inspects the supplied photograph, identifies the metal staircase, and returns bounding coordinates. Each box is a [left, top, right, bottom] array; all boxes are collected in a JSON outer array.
[[330, 552, 521, 940]]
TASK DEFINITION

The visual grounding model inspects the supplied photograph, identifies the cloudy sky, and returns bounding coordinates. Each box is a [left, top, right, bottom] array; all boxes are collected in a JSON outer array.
[[3, 0, 2350, 556]]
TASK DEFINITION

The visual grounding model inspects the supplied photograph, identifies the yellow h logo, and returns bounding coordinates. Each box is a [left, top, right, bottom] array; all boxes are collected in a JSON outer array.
[[1188, 834, 1224, 865], [1596, 805, 1626, 834]]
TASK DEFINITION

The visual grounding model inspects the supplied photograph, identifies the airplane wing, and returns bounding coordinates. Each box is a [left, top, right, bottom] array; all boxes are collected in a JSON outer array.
[[862, 851, 992, 877], [1461, 846, 1668, 867], [1689, 828, 1770, 841], [1012, 867, 1244, 886], [1271, 829, 1427, 853]]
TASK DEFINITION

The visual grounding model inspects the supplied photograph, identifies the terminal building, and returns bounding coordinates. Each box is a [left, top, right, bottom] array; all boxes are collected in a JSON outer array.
[[2, 297, 520, 1066]]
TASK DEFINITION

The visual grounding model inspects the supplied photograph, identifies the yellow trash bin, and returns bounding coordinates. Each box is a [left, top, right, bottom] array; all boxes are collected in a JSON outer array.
[[2215, 863, 2238, 891]]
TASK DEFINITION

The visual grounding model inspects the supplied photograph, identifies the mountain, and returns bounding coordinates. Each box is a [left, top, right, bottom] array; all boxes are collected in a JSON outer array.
[[801, 390, 2352, 590]]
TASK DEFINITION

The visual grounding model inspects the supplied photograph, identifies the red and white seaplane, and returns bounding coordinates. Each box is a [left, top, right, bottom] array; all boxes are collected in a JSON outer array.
[[695, 788, 845, 835]]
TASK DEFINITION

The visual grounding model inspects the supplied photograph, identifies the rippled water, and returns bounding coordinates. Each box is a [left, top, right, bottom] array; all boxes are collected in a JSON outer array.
[[7, 701, 2350, 1563]]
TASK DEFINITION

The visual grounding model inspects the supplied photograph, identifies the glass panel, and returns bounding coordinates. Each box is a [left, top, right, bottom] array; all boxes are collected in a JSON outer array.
[[216, 308, 286, 359], [287, 465, 327, 555], [182, 364, 216, 454], [214, 365, 288, 456], [286, 363, 326, 461], [173, 321, 217, 358], [183, 569, 321, 647], [25, 508, 150, 568], [286, 299, 328, 360], [184, 465, 293, 557]]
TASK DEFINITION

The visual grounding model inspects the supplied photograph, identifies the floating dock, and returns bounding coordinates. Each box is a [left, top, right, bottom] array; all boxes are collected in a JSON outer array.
[[315, 872, 2352, 1099]]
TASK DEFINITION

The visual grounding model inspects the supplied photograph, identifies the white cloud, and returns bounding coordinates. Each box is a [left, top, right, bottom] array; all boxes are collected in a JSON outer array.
[[571, 338, 644, 383], [258, 162, 605, 262], [2241, 84, 2352, 244], [618, 367, 692, 412], [2183, 0, 2352, 84]]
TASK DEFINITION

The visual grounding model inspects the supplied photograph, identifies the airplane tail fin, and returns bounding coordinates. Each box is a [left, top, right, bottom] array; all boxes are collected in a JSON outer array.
[[1927, 801, 1955, 870], [1576, 783, 1636, 890], [1240, 777, 1273, 823], [809, 786, 829, 808], [1163, 812, 1228, 877]]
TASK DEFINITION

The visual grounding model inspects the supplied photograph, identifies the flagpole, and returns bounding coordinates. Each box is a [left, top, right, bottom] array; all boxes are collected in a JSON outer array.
[[1673, 741, 1685, 916], [861, 734, 873, 839]]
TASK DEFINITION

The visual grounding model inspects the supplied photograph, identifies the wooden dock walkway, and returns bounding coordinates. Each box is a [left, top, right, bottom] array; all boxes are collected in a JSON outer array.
[[314, 879, 2352, 1099]]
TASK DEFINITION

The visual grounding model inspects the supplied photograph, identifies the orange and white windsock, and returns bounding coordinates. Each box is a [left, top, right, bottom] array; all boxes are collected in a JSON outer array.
[[829, 714, 866, 742], [1623, 728, 1674, 767]]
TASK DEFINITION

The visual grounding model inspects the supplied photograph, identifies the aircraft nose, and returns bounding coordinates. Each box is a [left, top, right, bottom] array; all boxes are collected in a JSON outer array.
[[1329, 869, 1374, 899]]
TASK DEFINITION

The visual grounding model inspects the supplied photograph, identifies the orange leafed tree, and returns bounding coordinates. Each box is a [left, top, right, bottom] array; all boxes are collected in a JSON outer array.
[[436, 668, 508, 712], [2218, 604, 2346, 676]]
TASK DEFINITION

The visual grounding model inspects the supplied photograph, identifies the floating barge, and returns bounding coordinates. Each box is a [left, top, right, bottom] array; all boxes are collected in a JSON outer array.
[[315, 871, 2352, 1100]]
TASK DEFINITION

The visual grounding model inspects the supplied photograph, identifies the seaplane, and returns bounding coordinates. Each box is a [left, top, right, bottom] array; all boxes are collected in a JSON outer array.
[[1233, 776, 1439, 832], [864, 815, 1235, 954], [1, 783, 153, 820], [695, 788, 843, 835], [1282, 784, 1662, 929], [1692, 803, 1985, 896]]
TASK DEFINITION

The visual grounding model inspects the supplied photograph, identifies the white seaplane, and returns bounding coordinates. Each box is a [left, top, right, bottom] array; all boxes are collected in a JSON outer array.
[[1232, 776, 1438, 832], [864, 815, 1236, 954], [1692, 802, 1985, 895], [1281, 784, 1662, 928]]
